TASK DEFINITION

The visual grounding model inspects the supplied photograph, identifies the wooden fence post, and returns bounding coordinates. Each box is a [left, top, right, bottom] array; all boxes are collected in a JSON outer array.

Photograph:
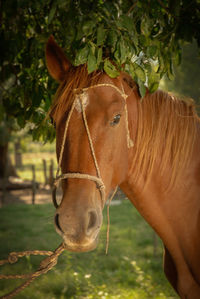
[[42, 159, 47, 185], [14, 138, 22, 168], [32, 165, 36, 204]]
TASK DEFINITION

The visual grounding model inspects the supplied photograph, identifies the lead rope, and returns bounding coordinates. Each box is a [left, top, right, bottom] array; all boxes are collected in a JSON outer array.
[[0, 243, 66, 299], [106, 186, 118, 255]]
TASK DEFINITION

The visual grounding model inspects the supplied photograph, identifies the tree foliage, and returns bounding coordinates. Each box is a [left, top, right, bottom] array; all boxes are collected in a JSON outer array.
[[1, 0, 200, 141]]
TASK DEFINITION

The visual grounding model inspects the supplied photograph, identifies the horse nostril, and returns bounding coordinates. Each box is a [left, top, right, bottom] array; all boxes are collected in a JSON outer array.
[[55, 214, 63, 233], [87, 210, 97, 235]]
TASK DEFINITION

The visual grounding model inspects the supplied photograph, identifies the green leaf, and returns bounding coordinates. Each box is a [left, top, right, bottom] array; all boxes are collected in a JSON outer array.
[[138, 79, 146, 98], [145, 62, 152, 75], [118, 15, 134, 32], [149, 81, 159, 93], [147, 45, 158, 58], [74, 46, 89, 66], [114, 38, 129, 64], [82, 20, 95, 36], [129, 63, 136, 80], [97, 25, 107, 46], [87, 48, 97, 74], [132, 32, 139, 48], [104, 59, 120, 78], [114, 43, 121, 63], [134, 64, 146, 82], [119, 39, 128, 64], [97, 47, 103, 66], [148, 69, 160, 92], [166, 59, 174, 80], [89, 41, 96, 55], [158, 53, 165, 74], [107, 30, 118, 50]]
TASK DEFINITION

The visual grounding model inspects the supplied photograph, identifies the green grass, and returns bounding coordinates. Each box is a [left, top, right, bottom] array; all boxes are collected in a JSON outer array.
[[0, 201, 178, 298]]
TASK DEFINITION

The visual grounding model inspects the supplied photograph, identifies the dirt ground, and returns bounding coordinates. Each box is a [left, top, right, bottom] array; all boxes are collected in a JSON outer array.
[[0, 186, 53, 205]]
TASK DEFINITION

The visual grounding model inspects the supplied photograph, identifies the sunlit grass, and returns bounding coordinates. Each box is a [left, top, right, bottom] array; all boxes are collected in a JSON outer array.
[[0, 201, 178, 298]]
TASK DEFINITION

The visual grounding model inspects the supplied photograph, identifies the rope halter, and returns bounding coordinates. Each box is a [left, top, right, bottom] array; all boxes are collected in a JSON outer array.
[[52, 83, 134, 209]]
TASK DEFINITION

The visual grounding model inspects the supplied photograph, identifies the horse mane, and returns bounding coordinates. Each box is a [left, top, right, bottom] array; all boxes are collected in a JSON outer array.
[[132, 89, 200, 187]]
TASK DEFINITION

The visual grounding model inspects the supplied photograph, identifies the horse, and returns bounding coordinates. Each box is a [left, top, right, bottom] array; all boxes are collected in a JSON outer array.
[[45, 36, 200, 298]]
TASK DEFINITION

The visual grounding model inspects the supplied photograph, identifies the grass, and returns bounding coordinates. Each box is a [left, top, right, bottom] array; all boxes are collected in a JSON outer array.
[[0, 201, 178, 299]]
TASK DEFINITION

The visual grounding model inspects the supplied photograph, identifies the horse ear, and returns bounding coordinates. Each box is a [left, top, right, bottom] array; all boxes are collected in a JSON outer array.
[[45, 36, 70, 82]]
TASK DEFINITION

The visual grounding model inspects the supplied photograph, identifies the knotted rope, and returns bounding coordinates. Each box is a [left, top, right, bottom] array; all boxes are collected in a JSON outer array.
[[0, 243, 65, 299]]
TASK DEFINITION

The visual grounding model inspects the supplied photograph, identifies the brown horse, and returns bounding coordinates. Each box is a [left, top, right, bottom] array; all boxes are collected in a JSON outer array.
[[45, 36, 200, 298]]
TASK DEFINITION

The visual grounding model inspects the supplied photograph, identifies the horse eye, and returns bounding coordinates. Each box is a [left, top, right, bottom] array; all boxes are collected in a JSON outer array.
[[110, 114, 121, 127]]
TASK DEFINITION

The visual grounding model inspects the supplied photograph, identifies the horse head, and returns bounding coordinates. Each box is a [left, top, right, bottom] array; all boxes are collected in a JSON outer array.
[[45, 36, 138, 252]]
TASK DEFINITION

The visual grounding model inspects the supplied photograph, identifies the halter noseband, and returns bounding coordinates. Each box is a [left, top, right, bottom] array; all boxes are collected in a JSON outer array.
[[52, 83, 133, 209]]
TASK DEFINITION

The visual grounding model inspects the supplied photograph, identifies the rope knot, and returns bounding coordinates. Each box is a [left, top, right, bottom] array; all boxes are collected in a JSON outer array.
[[8, 253, 18, 264], [123, 94, 128, 100], [97, 182, 105, 190]]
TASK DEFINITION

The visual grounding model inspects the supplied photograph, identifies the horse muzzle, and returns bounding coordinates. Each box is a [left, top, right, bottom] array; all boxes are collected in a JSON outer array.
[[54, 207, 102, 252]]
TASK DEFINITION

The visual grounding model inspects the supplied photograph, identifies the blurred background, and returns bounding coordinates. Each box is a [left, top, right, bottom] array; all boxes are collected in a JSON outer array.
[[1, 1, 200, 298]]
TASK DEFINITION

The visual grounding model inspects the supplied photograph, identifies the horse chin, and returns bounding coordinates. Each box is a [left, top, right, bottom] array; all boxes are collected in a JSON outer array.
[[63, 236, 99, 253]]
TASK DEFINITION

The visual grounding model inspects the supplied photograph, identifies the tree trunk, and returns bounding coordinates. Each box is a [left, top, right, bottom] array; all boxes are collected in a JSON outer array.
[[0, 143, 17, 178]]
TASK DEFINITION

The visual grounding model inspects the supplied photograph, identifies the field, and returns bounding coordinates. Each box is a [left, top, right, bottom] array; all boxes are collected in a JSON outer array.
[[0, 200, 178, 298]]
